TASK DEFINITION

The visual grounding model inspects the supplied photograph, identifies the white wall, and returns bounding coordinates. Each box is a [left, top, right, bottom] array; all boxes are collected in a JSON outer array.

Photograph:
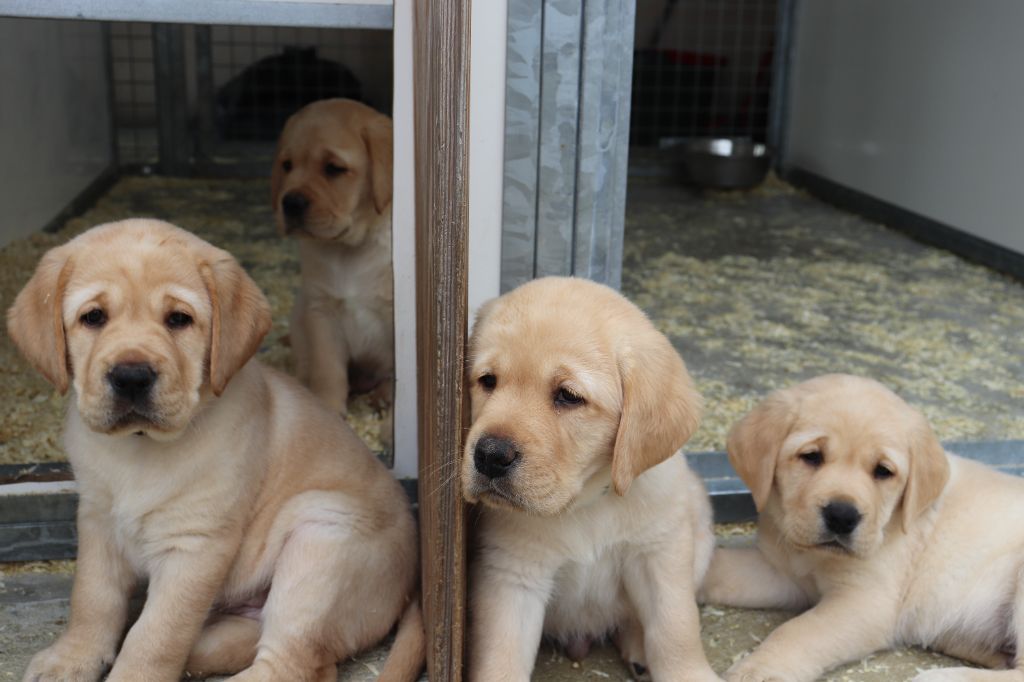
[[391, 0, 417, 479], [468, 0, 505, 321], [0, 18, 113, 247], [785, 0, 1024, 254]]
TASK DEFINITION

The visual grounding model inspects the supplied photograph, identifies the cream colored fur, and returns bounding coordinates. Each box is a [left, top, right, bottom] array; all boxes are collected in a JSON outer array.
[[703, 374, 1024, 682], [10, 219, 422, 682], [271, 98, 394, 415], [462, 277, 721, 682]]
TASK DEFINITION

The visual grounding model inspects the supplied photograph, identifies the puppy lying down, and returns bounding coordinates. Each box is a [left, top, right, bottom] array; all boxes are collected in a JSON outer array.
[[463, 277, 721, 682], [10, 220, 422, 682], [703, 374, 1024, 682]]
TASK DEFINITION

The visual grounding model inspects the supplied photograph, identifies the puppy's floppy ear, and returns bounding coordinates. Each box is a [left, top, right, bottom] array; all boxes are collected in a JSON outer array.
[[363, 114, 393, 214], [6, 244, 74, 394], [726, 389, 796, 511], [200, 254, 272, 396], [900, 410, 949, 531], [611, 328, 702, 496]]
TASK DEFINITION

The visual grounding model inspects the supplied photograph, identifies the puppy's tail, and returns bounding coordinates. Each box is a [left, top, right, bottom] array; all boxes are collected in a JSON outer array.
[[376, 595, 425, 682]]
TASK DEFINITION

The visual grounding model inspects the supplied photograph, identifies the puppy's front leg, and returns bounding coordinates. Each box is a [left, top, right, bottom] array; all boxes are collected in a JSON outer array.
[[624, 543, 722, 682], [303, 303, 351, 415], [727, 592, 895, 682], [469, 559, 554, 682], [105, 542, 238, 682], [701, 547, 810, 610], [22, 507, 135, 682]]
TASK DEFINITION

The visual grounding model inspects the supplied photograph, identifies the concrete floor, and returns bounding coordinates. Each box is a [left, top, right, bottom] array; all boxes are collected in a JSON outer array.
[[624, 175, 1024, 452]]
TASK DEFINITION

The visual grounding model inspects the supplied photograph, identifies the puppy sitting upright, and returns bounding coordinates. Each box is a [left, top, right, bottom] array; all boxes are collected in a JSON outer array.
[[11, 220, 422, 682], [272, 98, 393, 415], [703, 374, 1024, 682], [463, 277, 721, 682]]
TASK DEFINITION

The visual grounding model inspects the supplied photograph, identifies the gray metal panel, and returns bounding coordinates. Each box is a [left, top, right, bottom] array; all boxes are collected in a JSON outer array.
[[573, 0, 633, 290], [0, 0, 393, 29], [533, 0, 582, 278], [152, 23, 191, 175], [767, 0, 797, 169], [500, 0, 635, 292], [501, 0, 543, 292]]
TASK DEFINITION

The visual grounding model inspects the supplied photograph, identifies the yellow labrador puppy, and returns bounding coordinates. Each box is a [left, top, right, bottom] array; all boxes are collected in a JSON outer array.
[[271, 98, 393, 415], [462, 277, 721, 682], [703, 374, 1023, 682], [10, 220, 422, 682]]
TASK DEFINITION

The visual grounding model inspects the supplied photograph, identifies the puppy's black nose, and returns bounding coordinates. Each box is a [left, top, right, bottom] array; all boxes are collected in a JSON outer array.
[[822, 501, 861, 536], [282, 191, 309, 219], [473, 435, 520, 479], [107, 363, 157, 403]]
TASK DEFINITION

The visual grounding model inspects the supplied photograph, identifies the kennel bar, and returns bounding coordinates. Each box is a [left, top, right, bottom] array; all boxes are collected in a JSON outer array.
[[0, 0, 392, 29]]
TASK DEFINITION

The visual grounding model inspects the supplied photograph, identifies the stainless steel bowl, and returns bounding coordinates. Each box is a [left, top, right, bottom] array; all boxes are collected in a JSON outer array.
[[682, 137, 771, 189]]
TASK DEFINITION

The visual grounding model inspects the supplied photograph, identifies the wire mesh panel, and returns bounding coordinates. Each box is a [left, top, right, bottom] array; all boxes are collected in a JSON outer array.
[[204, 26, 392, 141], [109, 22, 159, 166], [107, 23, 392, 174], [631, 0, 778, 146]]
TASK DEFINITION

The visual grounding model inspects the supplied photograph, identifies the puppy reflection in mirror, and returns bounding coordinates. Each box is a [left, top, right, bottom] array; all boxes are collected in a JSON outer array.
[[272, 98, 393, 416], [463, 277, 722, 682], [703, 374, 1024, 682]]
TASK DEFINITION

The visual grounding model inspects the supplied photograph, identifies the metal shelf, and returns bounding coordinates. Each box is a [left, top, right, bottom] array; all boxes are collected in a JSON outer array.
[[0, 0, 392, 29]]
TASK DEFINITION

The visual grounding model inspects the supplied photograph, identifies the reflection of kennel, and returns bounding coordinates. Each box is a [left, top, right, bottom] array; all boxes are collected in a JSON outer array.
[[110, 22, 393, 174]]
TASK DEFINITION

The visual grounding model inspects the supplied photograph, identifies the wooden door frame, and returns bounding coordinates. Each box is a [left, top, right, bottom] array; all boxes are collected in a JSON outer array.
[[413, 0, 471, 679]]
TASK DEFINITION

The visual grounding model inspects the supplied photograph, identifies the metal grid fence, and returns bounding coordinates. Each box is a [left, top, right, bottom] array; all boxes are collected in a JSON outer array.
[[108, 22, 392, 172], [110, 22, 159, 165], [630, 0, 778, 147]]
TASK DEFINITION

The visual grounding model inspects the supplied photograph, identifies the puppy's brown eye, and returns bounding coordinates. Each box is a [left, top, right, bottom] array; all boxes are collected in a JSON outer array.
[[166, 311, 193, 329], [80, 308, 106, 328], [281, 160, 293, 172], [799, 450, 823, 467], [478, 374, 497, 391], [873, 464, 894, 480], [324, 162, 347, 178], [554, 387, 585, 407]]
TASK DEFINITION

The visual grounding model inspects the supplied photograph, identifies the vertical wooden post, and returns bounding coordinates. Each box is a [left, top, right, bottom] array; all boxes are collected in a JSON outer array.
[[414, 0, 471, 680]]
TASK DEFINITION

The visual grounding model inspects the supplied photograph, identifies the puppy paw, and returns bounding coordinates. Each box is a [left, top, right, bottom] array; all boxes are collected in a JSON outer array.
[[22, 642, 111, 682], [613, 618, 648, 680], [226, 659, 328, 682]]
